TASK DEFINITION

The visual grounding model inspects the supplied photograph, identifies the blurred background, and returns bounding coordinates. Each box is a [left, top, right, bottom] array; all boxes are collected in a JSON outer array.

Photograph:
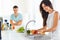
[[0, 0, 60, 29], [0, 0, 60, 40]]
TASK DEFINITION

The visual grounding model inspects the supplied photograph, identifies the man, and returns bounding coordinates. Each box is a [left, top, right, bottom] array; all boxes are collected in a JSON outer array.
[[10, 5, 22, 28]]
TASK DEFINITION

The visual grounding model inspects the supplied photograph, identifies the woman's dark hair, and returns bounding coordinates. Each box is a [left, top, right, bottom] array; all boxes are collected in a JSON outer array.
[[40, 0, 53, 26]]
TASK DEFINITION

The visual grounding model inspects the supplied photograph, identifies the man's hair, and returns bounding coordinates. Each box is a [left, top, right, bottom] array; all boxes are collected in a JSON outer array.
[[13, 5, 18, 8]]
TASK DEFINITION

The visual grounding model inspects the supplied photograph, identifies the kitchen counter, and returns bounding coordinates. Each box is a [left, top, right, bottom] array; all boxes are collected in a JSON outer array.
[[1, 30, 33, 40], [1, 30, 52, 40], [1, 24, 52, 40]]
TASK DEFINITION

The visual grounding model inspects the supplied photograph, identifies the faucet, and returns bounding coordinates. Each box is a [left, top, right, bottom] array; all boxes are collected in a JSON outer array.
[[25, 20, 36, 35]]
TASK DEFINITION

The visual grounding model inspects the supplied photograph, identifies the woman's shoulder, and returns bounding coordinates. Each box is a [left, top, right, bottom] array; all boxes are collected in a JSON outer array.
[[55, 11, 58, 13], [54, 11, 58, 18], [54, 11, 58, 15]]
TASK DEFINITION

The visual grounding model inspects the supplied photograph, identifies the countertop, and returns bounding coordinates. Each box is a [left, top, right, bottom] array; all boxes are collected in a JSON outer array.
[[1, 25, 52, 40], [1, 30, 52, 40], [1, 30, 33, 40]]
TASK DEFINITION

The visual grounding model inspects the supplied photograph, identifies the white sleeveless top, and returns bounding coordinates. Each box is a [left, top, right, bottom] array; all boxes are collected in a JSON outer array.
[[46, 11, 60, 40], [47, 11, 60, 40]]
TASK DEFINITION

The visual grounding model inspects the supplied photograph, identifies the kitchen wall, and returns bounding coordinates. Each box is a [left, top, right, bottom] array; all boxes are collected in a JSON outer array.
[[23, 0, 54, 29], [0, 0, 59, 30], [54, 0, 60, 15], [1, 0, 25, 24]]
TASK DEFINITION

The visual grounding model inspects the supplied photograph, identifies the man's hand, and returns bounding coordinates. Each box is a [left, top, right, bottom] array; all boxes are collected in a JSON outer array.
[[16, 20, 22, 26], [10, 20, 22, 26]]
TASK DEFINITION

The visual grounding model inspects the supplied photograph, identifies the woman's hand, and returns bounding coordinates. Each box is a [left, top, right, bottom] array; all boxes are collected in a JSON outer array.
[[38, 28, 46, 35]]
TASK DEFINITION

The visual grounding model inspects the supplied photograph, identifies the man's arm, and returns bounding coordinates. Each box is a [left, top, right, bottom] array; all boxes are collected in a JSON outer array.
[[10, 20, 14, 25], [15, 20, 22, 26], [10, 20, 22, 26]]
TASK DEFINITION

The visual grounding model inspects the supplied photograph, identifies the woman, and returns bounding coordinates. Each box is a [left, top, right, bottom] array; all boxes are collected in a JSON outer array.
[[39, 0, 60, 40]]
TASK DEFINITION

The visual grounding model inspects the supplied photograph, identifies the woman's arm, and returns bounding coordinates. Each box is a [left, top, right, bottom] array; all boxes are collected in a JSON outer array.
[[38, 25, 47, 31], [38, 25, 47, 34], [45, 12, 58, 32]]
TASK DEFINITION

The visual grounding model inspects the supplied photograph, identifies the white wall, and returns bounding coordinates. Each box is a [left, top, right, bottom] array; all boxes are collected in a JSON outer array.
[[1, 0, 25, 23], [1, 0, 58, 30], [24, 0, 54, 29], [22, 0, 43, 30], [54, 0, 60, 15], [0, 0, 1, 16], [0, 0, 43, 30]]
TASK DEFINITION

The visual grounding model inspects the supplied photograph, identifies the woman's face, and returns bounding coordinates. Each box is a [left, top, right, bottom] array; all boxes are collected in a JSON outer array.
[[42, 3, 50, 12]]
